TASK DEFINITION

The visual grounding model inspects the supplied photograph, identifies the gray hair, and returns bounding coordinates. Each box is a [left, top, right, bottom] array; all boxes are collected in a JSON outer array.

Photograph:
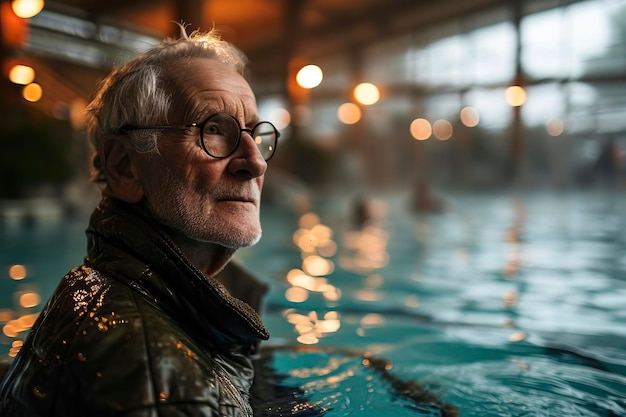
[[85, 25, 248, 183]]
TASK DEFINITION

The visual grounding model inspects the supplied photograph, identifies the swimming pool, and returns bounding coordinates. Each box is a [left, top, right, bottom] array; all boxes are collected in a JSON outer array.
[[2, 190, 626, 416]]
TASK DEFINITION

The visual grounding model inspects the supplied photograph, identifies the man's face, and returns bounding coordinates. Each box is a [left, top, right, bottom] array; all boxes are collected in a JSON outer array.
[[135, 58, 267, 249]]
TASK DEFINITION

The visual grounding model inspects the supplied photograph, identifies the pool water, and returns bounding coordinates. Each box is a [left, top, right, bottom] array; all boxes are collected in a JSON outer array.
[[2, 190, 626, 416]]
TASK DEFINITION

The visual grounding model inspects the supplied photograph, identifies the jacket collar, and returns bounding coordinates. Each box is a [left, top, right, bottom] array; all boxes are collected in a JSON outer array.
[[85, 197, 270, 345]]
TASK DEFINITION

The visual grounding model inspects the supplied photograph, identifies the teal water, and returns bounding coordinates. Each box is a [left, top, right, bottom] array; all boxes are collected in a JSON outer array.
[[2, 190, 626, 416]]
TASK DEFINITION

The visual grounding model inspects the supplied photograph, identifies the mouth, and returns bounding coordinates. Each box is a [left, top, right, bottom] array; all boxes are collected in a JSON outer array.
[[214, 186, 259, 205], [218, 196, 257, 204]]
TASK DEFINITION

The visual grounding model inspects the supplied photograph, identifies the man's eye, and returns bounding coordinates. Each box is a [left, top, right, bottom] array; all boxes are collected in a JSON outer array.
[[205, 124, 222, 135]]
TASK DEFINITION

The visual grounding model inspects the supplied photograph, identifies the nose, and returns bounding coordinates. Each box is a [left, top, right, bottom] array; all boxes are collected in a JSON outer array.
[[227, 131, 267, 178]]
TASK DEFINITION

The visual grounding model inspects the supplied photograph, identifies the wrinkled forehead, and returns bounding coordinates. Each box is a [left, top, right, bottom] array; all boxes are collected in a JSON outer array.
[[165, 58, 258, 123]]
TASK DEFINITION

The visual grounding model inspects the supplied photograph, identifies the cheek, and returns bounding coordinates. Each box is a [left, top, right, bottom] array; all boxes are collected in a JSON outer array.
[[161, 145, 223, 189], [189, 163, 227, 191]]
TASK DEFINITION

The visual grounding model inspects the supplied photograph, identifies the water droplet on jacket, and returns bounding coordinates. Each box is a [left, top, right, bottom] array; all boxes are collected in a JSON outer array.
[[97, 322, 108, 332], [77, 352, 86, 361], [32, 386, 46, 399]]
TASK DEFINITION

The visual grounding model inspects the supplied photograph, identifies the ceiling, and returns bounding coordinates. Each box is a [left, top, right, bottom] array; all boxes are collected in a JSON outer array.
[[25, 0, 509, 79], [4, 0, 525, 118], [47, 0, 504, 54]]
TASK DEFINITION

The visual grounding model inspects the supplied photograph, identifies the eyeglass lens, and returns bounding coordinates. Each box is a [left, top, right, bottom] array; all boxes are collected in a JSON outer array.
[[201, 113, 277, 161]]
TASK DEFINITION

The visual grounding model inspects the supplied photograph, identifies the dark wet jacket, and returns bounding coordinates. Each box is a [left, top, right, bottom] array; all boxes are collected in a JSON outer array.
[[0, 197, 270, 416]]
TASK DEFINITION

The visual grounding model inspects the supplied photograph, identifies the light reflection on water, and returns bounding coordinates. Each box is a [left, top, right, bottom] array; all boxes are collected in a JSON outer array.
[[2, 190, 626, 415], [247, 189, 626, 415], [1, 218, 86, 358]]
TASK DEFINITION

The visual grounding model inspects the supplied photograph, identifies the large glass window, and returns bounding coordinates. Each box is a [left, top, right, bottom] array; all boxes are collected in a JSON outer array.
[[521, 0, 625, 79], [470, 22, 517, 85], [266, 0, 626, 188]]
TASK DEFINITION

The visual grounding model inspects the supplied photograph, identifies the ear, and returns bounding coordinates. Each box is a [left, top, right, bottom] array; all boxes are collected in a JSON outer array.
[[100, 136, 144, 203]]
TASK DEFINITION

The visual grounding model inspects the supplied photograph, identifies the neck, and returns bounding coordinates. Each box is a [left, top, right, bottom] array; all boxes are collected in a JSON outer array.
[[167, 232, 236, 277]]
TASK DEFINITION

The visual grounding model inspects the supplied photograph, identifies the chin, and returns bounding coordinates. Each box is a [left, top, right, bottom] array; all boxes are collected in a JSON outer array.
[[216, 232, 262, 249], [208, 221, 262, 249]]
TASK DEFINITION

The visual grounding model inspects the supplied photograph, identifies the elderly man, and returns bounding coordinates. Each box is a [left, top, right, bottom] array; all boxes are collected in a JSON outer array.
[[0, 27, 280, 416]]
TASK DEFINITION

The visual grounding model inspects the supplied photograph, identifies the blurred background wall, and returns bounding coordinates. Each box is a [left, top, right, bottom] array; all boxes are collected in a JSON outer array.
[[1, 0, 625, 218]]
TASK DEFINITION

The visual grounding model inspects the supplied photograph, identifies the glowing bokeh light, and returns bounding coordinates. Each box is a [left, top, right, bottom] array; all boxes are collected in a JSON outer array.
[[546, 117, 564, 136], [355, 289, 381, 302], [354, 83, 380, 105], [294, 230, 317, 252], [299, 212, 320, 229], [286, 211, 344, 344], [268, 107, 291, 129], [19, 292, 41, 308], [285, 309, 342, 345], [8, 64, 35, 85], [317, 318, 340, 333], [17, 313, 38, 328], [360, 313, 384, 327], [297, 334, 319, 345], [337, 102, 361, 125], [310, 224, 332, 243], [0, 309, 14, 322], [285, 287, 309, 303], [410, 118, 431, 140], [23, 83, 42, 102], [505, 85, 527, 107], [3, 323, 17, 338], [11, 0, 44, 18], [302, 255, 334, 276], [296, 64, 323, 89], [460, 106, 480, 127], [509, 332, 526, 342], [70, 98, 87, 129], [433, 119, 453, 141], [317, 240, 337, 257], [9, 340, 23, 358], [9, 264, 27, 280]]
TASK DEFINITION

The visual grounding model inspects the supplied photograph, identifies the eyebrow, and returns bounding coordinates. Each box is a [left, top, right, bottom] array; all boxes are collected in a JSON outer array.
[[247, 115, 261, 127]]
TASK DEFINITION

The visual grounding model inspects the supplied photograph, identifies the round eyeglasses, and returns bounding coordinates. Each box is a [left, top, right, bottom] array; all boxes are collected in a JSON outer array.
[[118, 113, 280, 161]]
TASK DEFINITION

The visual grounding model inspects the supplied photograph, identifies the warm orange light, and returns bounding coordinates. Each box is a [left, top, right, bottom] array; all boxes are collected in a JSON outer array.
[[296, 65, 323, 89], [19, 292, 41, 308], [11, 0, 44, 18], [69, 98, 87, 129], [354, 83, 380, 105], [337, 102, 361, 124], [409, 118, 431, 140], [3, 323, 17, 337], [8, 64, 35, 84], [299, 212, 320, 229], [0, 309, 13, 322], [285, 287, 309, 303], [17, 313, 38, 328], [505, 85, 527, 107], [8, 264, 27, 280], [302, 255, 334, 276], [433, 119, 453, 141], [360, 313, 384, 327], [22, 82, 42, 102], [460, 106, 479, 127], [297, 334, 319, 345], [546, 118, 564, 136]]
